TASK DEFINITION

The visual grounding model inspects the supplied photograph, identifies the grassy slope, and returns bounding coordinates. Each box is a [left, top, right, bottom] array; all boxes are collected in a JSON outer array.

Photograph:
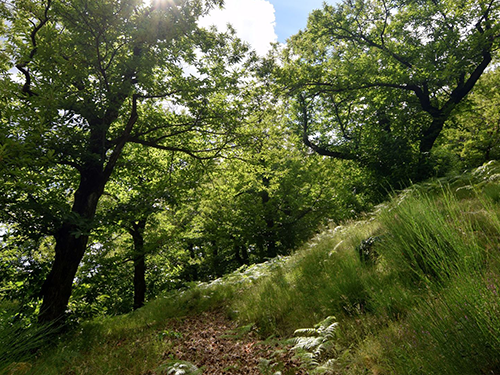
[[7, 161, 500, 374]]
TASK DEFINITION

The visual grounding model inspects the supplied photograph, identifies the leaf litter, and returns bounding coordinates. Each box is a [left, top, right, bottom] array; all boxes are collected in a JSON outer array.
[[152, 309, 306, 374]]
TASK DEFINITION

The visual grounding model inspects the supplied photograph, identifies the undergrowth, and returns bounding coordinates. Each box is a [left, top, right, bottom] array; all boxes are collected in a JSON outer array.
[[9, 160, 500, 374]]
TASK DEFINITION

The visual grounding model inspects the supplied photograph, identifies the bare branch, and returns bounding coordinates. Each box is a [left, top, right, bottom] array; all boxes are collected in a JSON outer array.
[[298, 94, 356, 161], [16, 0, 52, 96]]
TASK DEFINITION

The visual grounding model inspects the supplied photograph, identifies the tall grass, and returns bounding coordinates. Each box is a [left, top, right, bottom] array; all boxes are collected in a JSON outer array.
[[379, 188, 494, 285], [234, 221, 381, 337], [374, 185, 500, 374], [382, 272, 500, 374], [0, 304, 56, 374]]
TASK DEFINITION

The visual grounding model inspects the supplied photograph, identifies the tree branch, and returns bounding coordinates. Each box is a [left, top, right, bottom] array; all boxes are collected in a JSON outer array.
[[15, 0, 52, 96], [298, 94, 356, 161], [103, 94, 139, 180]]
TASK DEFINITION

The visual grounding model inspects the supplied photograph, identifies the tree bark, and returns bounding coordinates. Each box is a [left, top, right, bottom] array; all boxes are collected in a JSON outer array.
[[38, 170, 106, 324], [260, 177, 277, 259], [130, 219, 147, 311], [240, 245, 249, 265]]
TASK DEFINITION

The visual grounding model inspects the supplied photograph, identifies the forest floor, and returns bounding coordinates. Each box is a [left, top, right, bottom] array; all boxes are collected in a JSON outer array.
[[149, 309, 306, 374]]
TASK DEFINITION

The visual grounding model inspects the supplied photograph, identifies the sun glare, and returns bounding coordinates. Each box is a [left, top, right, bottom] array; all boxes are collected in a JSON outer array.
[[143, 0, 174, 7]]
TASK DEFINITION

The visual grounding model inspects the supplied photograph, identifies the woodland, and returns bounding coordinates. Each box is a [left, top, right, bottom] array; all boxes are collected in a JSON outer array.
[[1, 0, 500, 373]]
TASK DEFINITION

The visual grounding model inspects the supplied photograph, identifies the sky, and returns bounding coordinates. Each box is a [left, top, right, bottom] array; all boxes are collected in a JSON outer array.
[[199, 0, 336, 56]]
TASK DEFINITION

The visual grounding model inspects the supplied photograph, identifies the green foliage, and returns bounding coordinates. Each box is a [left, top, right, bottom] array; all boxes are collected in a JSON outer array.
[[292, 316, 339, 373], [69, 243, 135, 319], [0, 235, 53, 322], [278, 0, 500, 183], [438, 67, 500, 169], [0, 303, 56, 374], [167, 111, 378, 281]]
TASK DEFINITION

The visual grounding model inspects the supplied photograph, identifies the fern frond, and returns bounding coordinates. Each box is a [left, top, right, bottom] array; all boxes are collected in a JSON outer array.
[[316, 358, 338, 373], [316, 316, 336, 330], [315, 341, 334, 357], [294, 327, 319, 337], [293, 336, 323, 351], [322, 358, 338, 368], [292, 316, 340, 373], [158, 360, 202, 375], [321, 322, 338, 339]]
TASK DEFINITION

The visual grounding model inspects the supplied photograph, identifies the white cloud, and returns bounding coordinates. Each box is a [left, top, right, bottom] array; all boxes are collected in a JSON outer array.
[[199, 0, 277, 56]]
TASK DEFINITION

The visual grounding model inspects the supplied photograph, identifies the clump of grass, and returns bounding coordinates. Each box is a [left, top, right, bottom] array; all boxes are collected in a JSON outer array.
[[0, 304, 56, 374], [378, 188, 491, 285], [382, 273, 500, 374], [368, 178, 500, 374]]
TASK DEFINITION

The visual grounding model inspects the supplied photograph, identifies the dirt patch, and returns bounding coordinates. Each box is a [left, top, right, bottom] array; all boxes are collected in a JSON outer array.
[[158, 309, 306, 374]]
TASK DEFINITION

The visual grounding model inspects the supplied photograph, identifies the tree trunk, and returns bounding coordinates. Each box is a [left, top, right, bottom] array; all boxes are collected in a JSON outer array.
[[133, 254, 146, 310], [38, 171, 106, 324], [419, 116, 447, 156], [38, 225, 90, 324], [240, 245, 249, 265], [130, 219, 147, 310], [260, 177, 277, 259]]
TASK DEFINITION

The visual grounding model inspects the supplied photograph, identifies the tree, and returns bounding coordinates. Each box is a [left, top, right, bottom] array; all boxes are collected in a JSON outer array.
[[438, 66, 500, 168], [0, 0, 256, 324], [98, 145, 207, 310], [280, 0, 499, 182], [187, 115, 377, 278]]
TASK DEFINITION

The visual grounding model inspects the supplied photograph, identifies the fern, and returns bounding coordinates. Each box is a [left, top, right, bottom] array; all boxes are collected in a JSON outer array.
[[156, 360, 203, 375], [292, 316, 339, 374]]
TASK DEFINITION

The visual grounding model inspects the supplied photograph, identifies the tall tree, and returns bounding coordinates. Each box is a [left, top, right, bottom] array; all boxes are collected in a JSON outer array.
[[279, 0, 499, 181], [0, 0, 256, 324], [98, 145, 206, 310]]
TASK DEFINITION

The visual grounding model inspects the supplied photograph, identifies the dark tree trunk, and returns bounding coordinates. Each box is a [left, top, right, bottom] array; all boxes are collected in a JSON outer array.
[[38, 225, 90, 324], [240, 245, 249, 265], [234, 245, 243, 266], [260, 176, 277, 258], [133, 255, 146, 310], [130, 219, 147, 310], [419, 117, 447, 156], [38, 171, 106, 324], [237, 244, 249, 265]]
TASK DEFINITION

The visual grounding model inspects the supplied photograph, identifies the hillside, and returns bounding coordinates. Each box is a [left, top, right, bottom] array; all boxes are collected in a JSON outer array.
[[5, 161, 500, 374]]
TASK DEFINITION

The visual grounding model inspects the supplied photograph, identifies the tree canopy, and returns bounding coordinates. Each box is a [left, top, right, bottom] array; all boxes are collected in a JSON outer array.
[[0, 0, 257, 323], [279, 0, 499, 182]]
